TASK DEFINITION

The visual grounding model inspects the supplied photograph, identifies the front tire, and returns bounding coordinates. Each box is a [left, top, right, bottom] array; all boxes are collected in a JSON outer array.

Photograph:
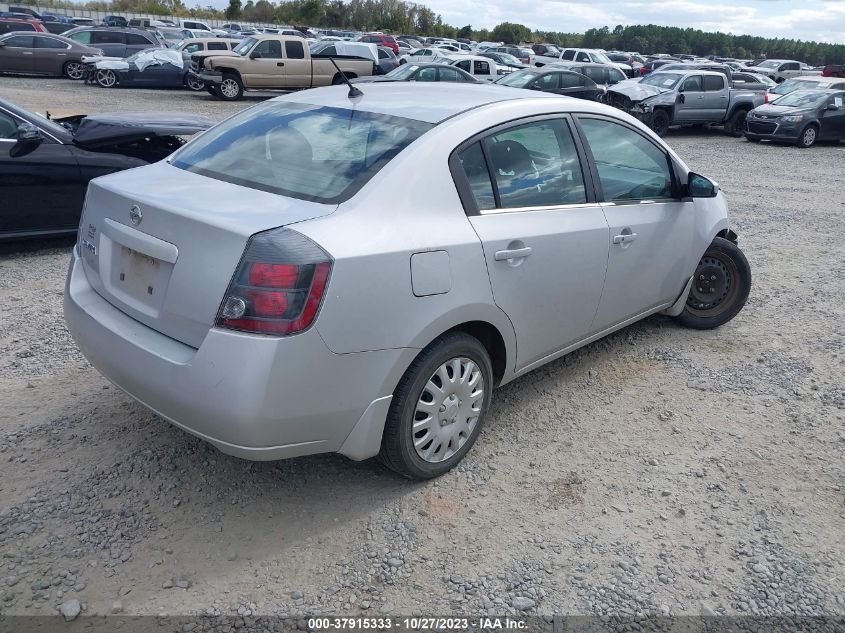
[[379, 333, 493, 480], [797, 124, 818, 148], [95, 69, 117, 88], [725, 108, 749, 137], [63, 61, 84, 80], [218, 73, 243, 100], [184, 73, 204, 91], [650, 109, 670, 137], [674, 237, 751, 330]]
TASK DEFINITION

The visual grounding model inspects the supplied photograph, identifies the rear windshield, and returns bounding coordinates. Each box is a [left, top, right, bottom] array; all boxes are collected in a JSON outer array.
[[171, 101, 432, 204]]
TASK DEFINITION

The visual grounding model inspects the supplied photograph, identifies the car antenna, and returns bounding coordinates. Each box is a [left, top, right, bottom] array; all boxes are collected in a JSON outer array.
[[329, 57, 363, 98]]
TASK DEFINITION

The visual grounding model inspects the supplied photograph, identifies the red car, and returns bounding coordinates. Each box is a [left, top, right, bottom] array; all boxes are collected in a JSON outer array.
[[0, 17, 48, 33], [822, 64, 845, 78], [358, 33, 398, 54]]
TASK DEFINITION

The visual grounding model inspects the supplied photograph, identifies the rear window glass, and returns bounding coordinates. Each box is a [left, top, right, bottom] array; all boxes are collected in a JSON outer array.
[[171, 102, 432, 204]]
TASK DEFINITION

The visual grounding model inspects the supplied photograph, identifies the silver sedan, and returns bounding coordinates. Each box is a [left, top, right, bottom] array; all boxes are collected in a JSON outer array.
[[64, 83, 751, 479]]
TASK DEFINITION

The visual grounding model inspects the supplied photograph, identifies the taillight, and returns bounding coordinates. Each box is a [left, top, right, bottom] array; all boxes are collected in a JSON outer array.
[[216, 228, 332, 336]]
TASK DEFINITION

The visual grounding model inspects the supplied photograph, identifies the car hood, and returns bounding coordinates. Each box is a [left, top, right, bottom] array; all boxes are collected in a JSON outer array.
[[608, 82, 669, 102], [56, 112, 213, 148], [752, 104, 813, 116]]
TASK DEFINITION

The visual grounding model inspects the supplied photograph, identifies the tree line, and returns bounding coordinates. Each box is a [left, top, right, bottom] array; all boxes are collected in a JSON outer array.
[[15, 0, 845, 64]]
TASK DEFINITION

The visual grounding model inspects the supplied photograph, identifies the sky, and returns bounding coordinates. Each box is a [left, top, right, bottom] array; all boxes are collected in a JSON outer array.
[[421, 0, 845, 44]]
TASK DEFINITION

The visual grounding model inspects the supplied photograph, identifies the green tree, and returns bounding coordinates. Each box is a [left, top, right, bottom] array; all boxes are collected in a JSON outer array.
[[491, 22, 531, 44], [457, 24, 472, 39], [225, 0, 242, 19]]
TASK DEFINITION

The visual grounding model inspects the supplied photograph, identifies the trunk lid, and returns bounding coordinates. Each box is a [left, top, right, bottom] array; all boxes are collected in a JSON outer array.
[[79, 161, 336, 348]]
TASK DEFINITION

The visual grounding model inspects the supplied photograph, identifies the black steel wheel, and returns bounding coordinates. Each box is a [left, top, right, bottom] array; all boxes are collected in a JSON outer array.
[[650, 109, 670, 137], [674, 237, 751, 329]]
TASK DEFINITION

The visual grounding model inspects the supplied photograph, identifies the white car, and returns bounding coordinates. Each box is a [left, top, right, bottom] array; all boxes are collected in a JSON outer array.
[[559, 48, 633, 76], [450, 55, 505, 81], [749, 60, 820, 83], [399, 47, 451, 65]]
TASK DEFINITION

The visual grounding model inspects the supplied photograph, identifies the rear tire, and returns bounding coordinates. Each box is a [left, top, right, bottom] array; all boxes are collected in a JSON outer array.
[[379, 333, 493, 480], [725, 108, 749, 137], [218, 73, 243, 100], [674, 237, 751, 330], [63, 61, 84, 80], [797, 124, 818, 148], [650, 109, 670, 137]]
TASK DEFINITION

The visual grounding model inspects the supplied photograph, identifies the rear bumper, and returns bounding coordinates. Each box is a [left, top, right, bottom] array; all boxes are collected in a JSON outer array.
[[64, 251, 414, 461]]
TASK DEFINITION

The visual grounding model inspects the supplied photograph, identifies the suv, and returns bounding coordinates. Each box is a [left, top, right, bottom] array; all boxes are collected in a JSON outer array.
[[102, 15, 128, 27], [0, 17, 47, 33], [752, 59, 817, 83], [64, 27, 162, 57], [358, 33, 398, 54], [485, 46, 532, 65]]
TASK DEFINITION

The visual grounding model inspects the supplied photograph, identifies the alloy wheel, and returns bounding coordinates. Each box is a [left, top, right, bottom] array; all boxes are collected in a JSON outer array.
[[412, 357, 484, 463], [64, 62, 84, 80], [802, 127, 817, 147], [95, 69, 116, 88], [220, 78, 239, 98]]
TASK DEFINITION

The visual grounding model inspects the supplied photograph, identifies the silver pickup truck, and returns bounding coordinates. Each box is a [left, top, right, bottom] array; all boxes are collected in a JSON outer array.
[[607, 70, 765, 136]]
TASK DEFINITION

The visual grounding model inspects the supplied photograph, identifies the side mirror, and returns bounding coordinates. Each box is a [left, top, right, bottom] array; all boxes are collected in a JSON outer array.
[[827, 103, 840, 111], [250, 52, 261, 59], [688, 173, 717, 198], [16, 123, 42, 143], [0, 41, 6, 48]]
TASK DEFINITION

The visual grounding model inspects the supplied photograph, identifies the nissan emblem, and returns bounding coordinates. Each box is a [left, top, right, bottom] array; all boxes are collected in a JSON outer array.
[[129, 205, 142, 226]]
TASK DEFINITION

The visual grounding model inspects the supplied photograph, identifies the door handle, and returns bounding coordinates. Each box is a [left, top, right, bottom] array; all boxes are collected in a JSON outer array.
[[277, 62, 284, 67], [494, 246, 532, 261], [22, 52, 33, 55], [612, 233, 638, 244]]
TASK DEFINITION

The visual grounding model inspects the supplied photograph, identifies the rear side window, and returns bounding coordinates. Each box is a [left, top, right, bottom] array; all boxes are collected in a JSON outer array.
[[2, 22, 34, 32], [559, 73, 584, 88], [285, 40, 304, 59], [580, 118, 673, 202], [704, 75, 725, 91], [92, 31, 124, 44], [208, 42, 227, 50], [457, 143, 495, 210], [561, 49, 574, 60], [68, 30, 91, 44], [171, 102, 432, 204], [126, 33, 152, 45], [35, 36, 68, 48]]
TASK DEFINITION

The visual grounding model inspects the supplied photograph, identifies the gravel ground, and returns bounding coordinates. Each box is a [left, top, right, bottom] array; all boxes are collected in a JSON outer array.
[[0, 77, 843, 627]]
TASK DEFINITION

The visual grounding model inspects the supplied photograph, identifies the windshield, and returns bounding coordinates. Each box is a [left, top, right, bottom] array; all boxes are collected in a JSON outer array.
[[496, 69, 538, 87], [171, 101, 433, 204], [589, 51, 612, 64], [771, 79, 824, 95], [774, 90, 829, 108], [545, 46, 561, 56], [385, 64, 418, 79], [496, 53, 522, 66], [640, 72, 684, 89], [757, 60, 779, 69], [233, 37, 256, 56]]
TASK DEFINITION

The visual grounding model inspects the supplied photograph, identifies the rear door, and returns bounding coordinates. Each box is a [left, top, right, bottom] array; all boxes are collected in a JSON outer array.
[[575, 115, 696, 331], [0, 34, 35, 72], [32, 35, 72, 75], [454, 116, 609, 371], [125, 31, 154, 55], [282, 39, 310, 87]]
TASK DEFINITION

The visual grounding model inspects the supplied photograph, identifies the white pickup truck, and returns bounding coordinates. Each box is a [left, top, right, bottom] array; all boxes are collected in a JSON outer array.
[[748, 59, 821, 83]]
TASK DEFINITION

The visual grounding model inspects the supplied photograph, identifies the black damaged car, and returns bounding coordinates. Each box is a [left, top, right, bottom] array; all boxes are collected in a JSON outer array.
[[0, 98, 212, 240], [745, 89, 845, 148]]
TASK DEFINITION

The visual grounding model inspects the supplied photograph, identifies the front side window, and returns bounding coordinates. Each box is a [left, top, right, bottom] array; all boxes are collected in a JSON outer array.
[[474, 60, 489, 74], [69, 30, 91, 44], [576, 52, 590, 62], [3, 35, 33, 47], [415, 67, 436, 81], [480, 118, 587, 209], [0, 111, 18, 139], [126, 33, 152, 45], [562, 49, 575, 60], [171, 102, 432, 204], [437, 67, 462, 82], [454, 59, 470, 71], [559, 72, 584, 89], [682, 75, 703, 92], [91, 31, 124, 44], [533, 73, 559, 91], [579, 118, 673, 202], [253, 40, 282, 59]]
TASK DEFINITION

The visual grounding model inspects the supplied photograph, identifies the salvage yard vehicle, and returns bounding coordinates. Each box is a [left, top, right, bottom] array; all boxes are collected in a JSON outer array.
[[551, 61, 627, 90], [496, 67, 602, 101], [0, 98, 211, 240], [0, 32, 101, 78], [399, 46, 452, 65], [450, 55, 504, 81], [352, 62, 477, 83], [750, 59, 820, 83], [64, 26, 164, 58], [63, 83, 751, 479], [746, 89, 845, 148], [558, 48, 632, 76], [607, 70, 765, 136], [198, 34, 375, 100], [85, 49, 204, 90], [0, 16, 47, 34], [768, 75, 845, 99]]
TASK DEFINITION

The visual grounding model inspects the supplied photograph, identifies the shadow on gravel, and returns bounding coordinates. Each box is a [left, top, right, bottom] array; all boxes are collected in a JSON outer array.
[[0, 236, 75, 257]]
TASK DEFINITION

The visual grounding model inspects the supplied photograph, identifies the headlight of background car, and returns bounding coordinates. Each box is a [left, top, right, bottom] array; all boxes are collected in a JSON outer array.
[[780, 114, 805, 123]]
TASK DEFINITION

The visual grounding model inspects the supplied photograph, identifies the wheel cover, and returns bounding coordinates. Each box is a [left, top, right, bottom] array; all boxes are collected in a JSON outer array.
[[65, 62, 83, 79], [187, 76, 204, 90], [803, 127, 816, 145], [96, 69, 115, 87], [412, 357, 484, 463], [220, 78, 239, 98], [686, 254, 739, 316]]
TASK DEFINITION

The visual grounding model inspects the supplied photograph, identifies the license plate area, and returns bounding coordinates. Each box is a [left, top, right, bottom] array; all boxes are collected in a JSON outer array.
[[116, 246, 161, 300]]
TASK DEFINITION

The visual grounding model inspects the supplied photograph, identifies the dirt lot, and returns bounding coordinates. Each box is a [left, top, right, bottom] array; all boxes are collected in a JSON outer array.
[[0, 77, 843, 626]]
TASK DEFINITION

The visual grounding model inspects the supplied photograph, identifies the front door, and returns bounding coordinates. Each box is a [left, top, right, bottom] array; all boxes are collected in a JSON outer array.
[[576, 115, 696, 332], [0, 117, 83, 237], [676, 74, 706, 120], [819, 92, 845, 139], [455, 117, 610, 370], [31, 35, 70, 75], [245, 39, 284, 87]]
